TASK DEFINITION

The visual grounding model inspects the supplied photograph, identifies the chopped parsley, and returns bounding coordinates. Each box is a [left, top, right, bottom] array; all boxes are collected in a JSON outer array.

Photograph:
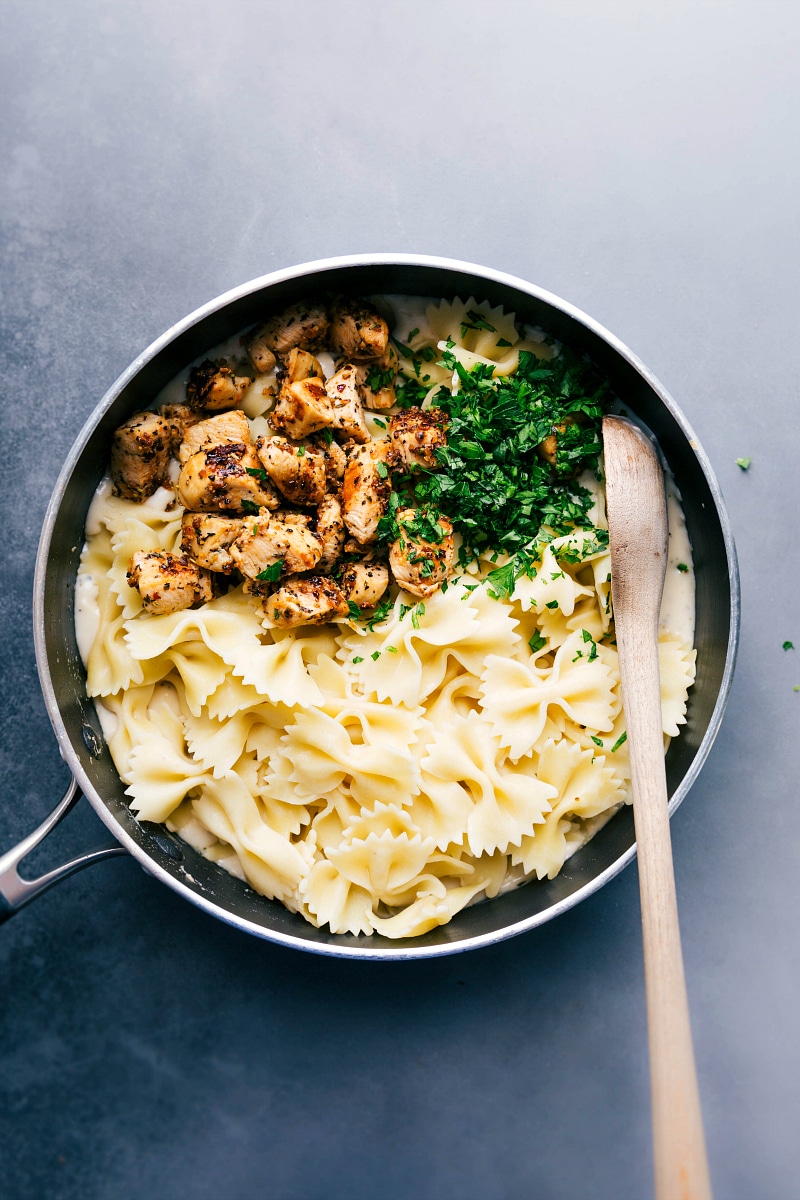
[[461, 310, 497, 338], [366, 364, 396, 393], [783, 641, 795, 651], [375, 460, 389, 480], [241, 499, 261, 515], [528, 629, 547, 653], [347, 601, 363, 620], [256, 559, 284, 582], [736, 457, 752, 471], [677, 562, 689, 572], [590, 735, 604, 747], [371, 650, 381, 661], [246, 466, 270, 484], [352, 656, 364, 664], [398, 348, 611, 581], [611, 731, 627, 753]]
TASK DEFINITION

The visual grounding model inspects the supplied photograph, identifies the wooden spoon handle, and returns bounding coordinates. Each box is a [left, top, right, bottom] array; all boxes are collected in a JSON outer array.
[[603, 416, 712, 1200]]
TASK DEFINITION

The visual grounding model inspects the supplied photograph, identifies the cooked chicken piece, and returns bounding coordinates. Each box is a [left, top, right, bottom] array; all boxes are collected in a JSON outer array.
[[251, 300, 329, 357], [339, 561, 390, 609], [537, 416, 579, 472], [281, 347, 325, 384], [110, 410, 174, 502], [127, 550, 213, 615], [355, 344, 399, 410], [389, 406, 448, 470], [186, 359, 253, 412], [179, 409, 251, 464], [177, 443, 279, 513], [242, 326, 277, 375], [342, 440, 393, 544], [315, 494, 346, 570], [389, 509, 455, 600], [229, 513, 322, 580], [265, 575, 350, 628], [309, 433, 347, 486], [180, 513, 246, 573], [270, 378, 334, 440], [325, 364, 370, 443], [329, 297, 389, 361], [159, 404, 204, 456], [255, 435, 327, 507]]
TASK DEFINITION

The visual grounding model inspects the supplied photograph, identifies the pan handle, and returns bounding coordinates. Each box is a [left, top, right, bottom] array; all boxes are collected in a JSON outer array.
[[0, 777, 128, 923]]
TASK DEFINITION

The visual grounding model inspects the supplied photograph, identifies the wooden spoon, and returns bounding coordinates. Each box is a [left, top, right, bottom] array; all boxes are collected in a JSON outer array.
[[603, 415, 713, 1200]]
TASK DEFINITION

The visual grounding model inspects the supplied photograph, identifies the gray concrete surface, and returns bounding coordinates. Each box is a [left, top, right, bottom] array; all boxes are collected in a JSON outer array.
[[1, 2, 798, 1197]]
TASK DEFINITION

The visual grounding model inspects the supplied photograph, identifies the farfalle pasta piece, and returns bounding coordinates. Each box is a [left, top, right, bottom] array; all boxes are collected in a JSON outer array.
[[299, 859, 374, 936], [658, 632, 697, 737], [338, 580, 520, 706], [85, 571, 147, 697], [267, 704, 424, 809], [327, 827, 435, 901], [511, 543, 594, 619], [480, 629, 619, 760], [370, 878, 487, 939], [510, 738, 626, 879], [125, 688, 214, 823], [191, 774, 310, 903], [420, 711, 556, 856]]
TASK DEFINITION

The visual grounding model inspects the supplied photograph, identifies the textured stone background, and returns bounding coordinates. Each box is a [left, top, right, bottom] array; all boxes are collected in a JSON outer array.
[[1, 2, 798, 1197]]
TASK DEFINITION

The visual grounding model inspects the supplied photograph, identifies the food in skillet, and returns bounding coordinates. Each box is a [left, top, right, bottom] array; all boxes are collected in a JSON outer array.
[[76, 294, 697, 939]]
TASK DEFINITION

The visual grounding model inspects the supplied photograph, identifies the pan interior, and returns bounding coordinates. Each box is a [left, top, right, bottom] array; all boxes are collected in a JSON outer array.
[[36, 259, 737, 958]]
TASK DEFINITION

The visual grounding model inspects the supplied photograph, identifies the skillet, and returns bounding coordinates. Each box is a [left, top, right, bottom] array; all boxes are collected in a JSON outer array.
[[0, 254, 740, 958]]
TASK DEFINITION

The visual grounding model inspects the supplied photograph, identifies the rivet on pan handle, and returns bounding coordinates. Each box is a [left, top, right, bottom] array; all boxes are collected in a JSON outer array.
[[0, 777, 128, 924]]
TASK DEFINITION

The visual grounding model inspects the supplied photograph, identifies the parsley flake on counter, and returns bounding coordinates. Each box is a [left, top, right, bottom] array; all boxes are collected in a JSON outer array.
[[783, 641, 795, 651], [736, 457, 752, 471]]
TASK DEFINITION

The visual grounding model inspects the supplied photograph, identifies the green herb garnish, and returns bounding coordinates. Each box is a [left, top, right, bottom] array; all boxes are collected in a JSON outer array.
[[256, 559, 284, 582], [783, 641, 795, 651], [677, 563, 689, 572], [736, 457, 752, 471], [611, 731, 627, 753], [528, 630, 547, 653]]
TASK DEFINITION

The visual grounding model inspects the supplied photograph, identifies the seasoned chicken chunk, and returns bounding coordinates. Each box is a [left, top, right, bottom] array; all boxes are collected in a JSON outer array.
[[537, 415, 580, 473], [280, 347, 325, 384], [177, 443, 279, 513], [389, 509, 455, 600], [255, 435, 327, 507], [229, 513, 322, 580], [389, 406, 448, 469], [265, 575, 349, 627], [180, 513, 246, 573], [159, 404, 203, 456], [356, 344, 399, 410], [315, 493, 346, 570], [342, 440, 393, 544], [270, 378, 334, 440], [310, 434, 347, 486], [251, 300, 329, 357], [329, 297, 389, 361], [242, 326, 277, 375], [127, 550, 213, 615], [179, 409, 251, 464], [339, 561, 390, 610], [186, 359, 253, 412], [325, 364, 370, 443], [110, 410, 174, 502]]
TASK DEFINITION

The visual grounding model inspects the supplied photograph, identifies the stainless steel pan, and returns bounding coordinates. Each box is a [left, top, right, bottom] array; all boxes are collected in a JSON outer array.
[[0, 255, 740, 958]]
